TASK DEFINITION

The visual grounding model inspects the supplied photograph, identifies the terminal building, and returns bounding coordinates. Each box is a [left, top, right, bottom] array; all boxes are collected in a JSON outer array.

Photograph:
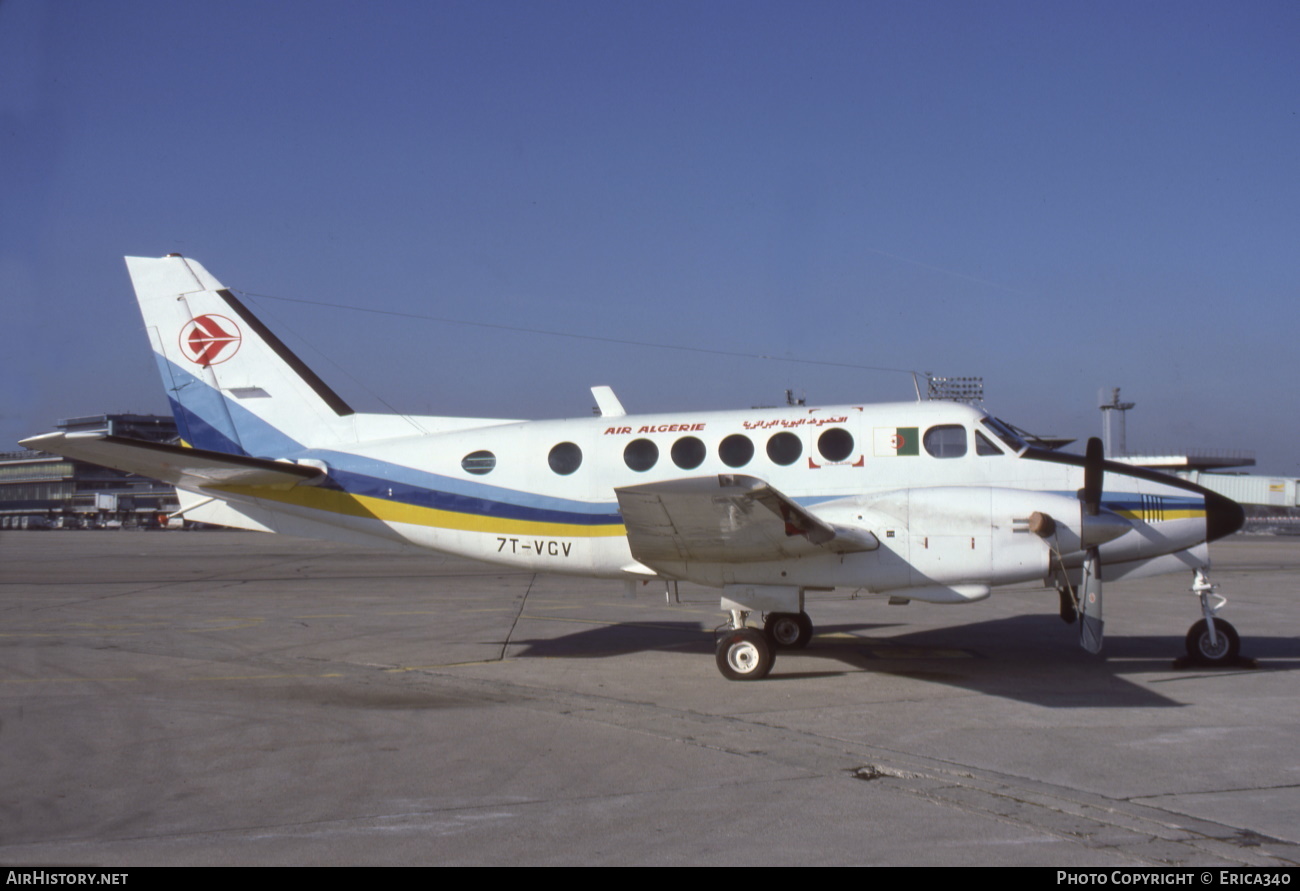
[[0, 414, 180, 529]]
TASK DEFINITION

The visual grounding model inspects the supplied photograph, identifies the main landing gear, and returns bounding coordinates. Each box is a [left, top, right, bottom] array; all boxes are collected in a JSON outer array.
[[715, 609, 816, 680], [764, 611, 814, 650], [1184, 568, 1241, 667]]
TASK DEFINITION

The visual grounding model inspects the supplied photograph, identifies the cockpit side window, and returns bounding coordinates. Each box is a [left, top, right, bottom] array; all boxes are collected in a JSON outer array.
[[975, 431, 1003, 456], [923, 425, 967, 458]]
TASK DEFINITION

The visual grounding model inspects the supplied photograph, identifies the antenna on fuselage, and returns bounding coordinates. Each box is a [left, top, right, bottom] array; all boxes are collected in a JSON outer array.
[[591, 386, 627, 418]]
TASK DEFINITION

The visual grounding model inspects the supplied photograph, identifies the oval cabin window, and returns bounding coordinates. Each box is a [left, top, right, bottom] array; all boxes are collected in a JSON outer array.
[[624, 438, 659, 472], [817, 428, 854, 462], [719, 434, 754, 468], [548, 441, 583, 475], [462, 450, 496, 475]]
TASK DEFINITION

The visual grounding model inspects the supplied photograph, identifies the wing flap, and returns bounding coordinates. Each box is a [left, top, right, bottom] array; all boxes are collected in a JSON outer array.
[[615, 474, 878, 566], [19, 433, 324, 491]]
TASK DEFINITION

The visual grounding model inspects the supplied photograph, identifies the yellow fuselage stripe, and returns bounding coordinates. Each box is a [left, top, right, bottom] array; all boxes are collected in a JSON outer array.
[[217, 484, 627, 537], [1114, 509, 1205, 521]]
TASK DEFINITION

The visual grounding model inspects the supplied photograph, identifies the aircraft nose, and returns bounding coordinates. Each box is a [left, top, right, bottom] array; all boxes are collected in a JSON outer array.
[[1205, 490, 1245, 542]]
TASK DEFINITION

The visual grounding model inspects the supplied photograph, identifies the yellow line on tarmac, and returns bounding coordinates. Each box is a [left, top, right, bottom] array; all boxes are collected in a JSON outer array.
[[0, 676, 139, 684], [0, 631, 143, 638], [192, 673, 344, 681], [0, 673, 345, 685]]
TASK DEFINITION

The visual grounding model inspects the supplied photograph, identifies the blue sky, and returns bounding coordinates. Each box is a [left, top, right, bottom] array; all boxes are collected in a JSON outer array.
[[4, 0, 1297, 474]]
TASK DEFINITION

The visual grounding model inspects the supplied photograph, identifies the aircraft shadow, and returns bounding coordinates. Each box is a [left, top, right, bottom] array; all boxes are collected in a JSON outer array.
[[509, 613, 1300, 708]]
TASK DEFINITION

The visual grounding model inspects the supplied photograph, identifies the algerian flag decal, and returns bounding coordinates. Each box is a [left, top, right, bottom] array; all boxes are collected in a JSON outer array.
[[874, 427, 919, 456]]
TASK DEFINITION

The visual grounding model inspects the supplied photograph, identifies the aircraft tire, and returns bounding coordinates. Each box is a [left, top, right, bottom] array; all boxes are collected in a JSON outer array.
[[764, 612, 814, 650], [1185, 618, 1240, 667], [716, 628, 774, 681]]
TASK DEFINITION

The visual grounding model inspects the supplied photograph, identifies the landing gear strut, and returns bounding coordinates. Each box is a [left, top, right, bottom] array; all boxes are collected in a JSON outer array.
[[1185, 568, 1241, 667]]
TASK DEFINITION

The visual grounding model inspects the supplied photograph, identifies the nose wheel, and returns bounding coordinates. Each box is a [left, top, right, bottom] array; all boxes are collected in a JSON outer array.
[[1186, 618, 1240, 666], [715, 627, 774, 680]]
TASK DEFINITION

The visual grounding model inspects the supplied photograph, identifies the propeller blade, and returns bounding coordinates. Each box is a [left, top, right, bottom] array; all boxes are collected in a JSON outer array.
[[1082, 437, 1104, 517], [1079, 546, 1104, 653]]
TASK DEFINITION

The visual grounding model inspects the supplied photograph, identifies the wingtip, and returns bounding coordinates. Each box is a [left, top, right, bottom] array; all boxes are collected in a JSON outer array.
[[18, 432, 56, 449]]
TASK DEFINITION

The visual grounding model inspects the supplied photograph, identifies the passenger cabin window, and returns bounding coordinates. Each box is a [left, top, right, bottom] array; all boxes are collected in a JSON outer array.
[[624, 438, 659, 472], [462, 450, 496, 475], [766, 431, 802, 466], [671, 436, 706, 470], [923, 425, 967, 458], [719, 434, 754, 468], [975, 431, 1002, 456], [817, 428, 854, 462], [548, 441, 583, 475]]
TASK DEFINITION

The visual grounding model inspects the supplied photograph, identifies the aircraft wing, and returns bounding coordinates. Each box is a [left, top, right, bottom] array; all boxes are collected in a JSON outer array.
[[615, 474, 878, 566], [19, 433, 325, 491]]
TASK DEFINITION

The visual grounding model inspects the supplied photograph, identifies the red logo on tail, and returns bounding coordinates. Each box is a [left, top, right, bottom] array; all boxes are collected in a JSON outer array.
[[179, 315, 241, 366]]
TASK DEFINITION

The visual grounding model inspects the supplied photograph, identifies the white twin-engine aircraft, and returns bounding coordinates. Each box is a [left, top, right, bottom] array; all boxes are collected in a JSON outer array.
[[24, 255, 1246, 680]]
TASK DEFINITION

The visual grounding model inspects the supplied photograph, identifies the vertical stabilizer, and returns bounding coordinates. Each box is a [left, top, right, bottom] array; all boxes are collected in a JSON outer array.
[[126, 255, 354, 456]]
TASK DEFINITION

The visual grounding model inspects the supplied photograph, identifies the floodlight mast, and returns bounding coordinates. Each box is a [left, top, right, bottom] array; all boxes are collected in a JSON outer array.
[[1099, 387, 1136, 457], [926, 375, 984, 406]]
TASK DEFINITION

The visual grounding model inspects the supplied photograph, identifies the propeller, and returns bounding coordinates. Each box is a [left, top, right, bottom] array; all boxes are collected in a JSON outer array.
[[1030, 437, 1115, 653], [1082, 436, 1103, 517], [1077, 437, 1106, 653]]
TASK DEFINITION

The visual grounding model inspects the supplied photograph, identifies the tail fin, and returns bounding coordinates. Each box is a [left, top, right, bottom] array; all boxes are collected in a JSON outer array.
[[126, 255, 354, 456]]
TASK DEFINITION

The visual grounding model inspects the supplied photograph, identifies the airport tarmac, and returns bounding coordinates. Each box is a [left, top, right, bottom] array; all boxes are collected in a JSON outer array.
[[1, 531, 1297, 866]]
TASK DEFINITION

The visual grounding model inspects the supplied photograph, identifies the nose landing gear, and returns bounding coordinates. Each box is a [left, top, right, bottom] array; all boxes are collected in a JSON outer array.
[[1184, 568, 1242, 667]]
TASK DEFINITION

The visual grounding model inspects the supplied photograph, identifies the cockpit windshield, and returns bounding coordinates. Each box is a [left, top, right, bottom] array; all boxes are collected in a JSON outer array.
[[980, 416, 1027, 454]]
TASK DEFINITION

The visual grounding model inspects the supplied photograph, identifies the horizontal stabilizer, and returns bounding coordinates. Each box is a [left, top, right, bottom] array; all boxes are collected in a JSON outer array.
[[20, 433, 325, 491], [616, 474, 878, 567]]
